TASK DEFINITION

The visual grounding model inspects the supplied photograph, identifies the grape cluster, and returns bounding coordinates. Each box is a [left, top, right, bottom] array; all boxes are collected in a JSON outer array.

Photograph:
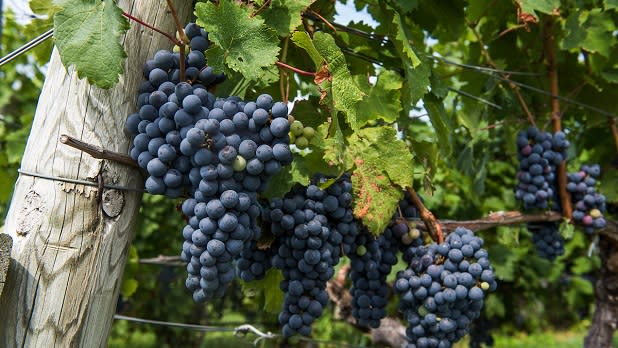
[[527, 222, 564, 261], [348, 190, 423, 328], [288, 117, 316, 150], [126, 22, 296, 302], [568, 164, 607, 234], [178, 92, 293, 301], [126, 23, 226, 198], [514, 127, 569, 210], [262, 176, 355, 337], [349, 228, 397, 328], [394, 227, 497, 348]]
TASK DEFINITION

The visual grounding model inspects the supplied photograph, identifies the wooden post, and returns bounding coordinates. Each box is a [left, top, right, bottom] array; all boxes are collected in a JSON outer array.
[[0, 2, 191, 347]]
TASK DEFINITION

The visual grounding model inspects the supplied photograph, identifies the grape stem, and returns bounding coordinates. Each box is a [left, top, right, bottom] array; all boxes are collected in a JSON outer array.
[[122, 12, 181, 46], [303, 10, 337, 32], [543, 17, 573, 220], [59, 134, 141, 169], [275, 61, 316, 77], [165, 0, 189, 44], [251, 0, 272, 18], [407, 188, 445, 244]]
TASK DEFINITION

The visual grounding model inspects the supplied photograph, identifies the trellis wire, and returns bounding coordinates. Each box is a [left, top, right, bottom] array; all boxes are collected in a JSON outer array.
[[114, 314, 368, 348], [0, 17, 615, 118], [17, 168, 145, 193]]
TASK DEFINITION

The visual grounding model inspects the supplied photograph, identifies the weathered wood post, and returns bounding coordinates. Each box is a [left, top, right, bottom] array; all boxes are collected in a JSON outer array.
[[0, 2, 191, 346]]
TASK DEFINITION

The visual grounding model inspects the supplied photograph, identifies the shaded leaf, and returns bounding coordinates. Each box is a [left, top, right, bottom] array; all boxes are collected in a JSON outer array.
[[517, 0, 560, 17], [561, 9, 616, 57]]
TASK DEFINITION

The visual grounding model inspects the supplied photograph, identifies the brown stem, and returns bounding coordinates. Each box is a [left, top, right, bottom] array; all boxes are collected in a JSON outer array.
[[469, 24, 536, 127], [123, 12, 181, 46], [407, 188, 444, 243], [251, 0, 271, 18], [305, 10, 337, 32], [59, 134, 140, 169], [179, 44, 186, 82], [275, 61, 316, 76], [165, 0, 189, 44], [610, 117, 618, 154], [543, 17, 572, 220]]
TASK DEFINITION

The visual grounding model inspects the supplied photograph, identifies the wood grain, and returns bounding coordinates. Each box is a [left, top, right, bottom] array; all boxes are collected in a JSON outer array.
[[0, 2, 191, 347]]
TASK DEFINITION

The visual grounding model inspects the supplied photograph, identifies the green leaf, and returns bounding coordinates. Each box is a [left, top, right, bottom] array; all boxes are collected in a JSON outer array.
[[196, 1, 280, 83], [392, 0, 418, 13], [561, 9, 616, 57], [260, 0, 316, 36], [292, 32, 365, 130], [346, 126, 413, 234], [291, 97, 326, 129], [262, 158, 312, 199], [290, 31, 322, 67], [53, 0, 129, 88], [121, 278, 138, 298], [517, 0, 560, 17], [423, 93, 453, 157], [312, 32, 365, 130], [392, 11, 421, 68], [355, 70, 403, 127], [241, 269, 284, 314], [605, 0, 618, 9]]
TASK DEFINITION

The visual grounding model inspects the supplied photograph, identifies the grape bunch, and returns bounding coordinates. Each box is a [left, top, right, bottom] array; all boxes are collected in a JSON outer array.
[[347, 190, 423, 328], [178, 93, 293, 302], [394, 227, 497, 348], [125, 22, 225, 198], [288, 117, 316, 150], [260, 175, 355, 337], [236, 240, 274, 282], [567, 164, 607, 234], [527, 222, 564, 261], [514, 127, 569, 210], [126, 22, 296, 302], [349, 228, 398, 328]]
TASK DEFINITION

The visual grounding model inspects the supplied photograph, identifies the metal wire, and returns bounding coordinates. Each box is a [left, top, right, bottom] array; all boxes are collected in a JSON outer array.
[[17, 169, 145, 193], [114, 314, 236, 332], [0, 28, 52, 67]]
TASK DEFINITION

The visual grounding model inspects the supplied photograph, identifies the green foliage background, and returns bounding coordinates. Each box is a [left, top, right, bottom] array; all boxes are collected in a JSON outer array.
[[1, 0, 617, 347]]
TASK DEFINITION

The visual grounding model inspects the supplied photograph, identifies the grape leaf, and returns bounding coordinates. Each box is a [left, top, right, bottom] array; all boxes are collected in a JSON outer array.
[[561, 9, 616, 57], [517, 0, 560, 17], [355, 70, 403, 127], [53, 0, 129, 89], [292, 32, 365, 130], [423, 93, 453, 157], [261, 159, 312, 199], [392, 11, 421, 68], [606, 0, 618, 9], [240, 269, 284, 314], [260, 0, 316, 36], [390, 14, 430, 104], [196, 1, 280, 83], [346, 126, 413, 234]]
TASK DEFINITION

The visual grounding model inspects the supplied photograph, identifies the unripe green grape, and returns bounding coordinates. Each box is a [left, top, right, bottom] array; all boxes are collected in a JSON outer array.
[[590, 209, 602, 218], [480, 282, 490, 291], [289, 132, 296, 144], [302, 126, 315, 139], [356, 245, 367, 256], [295, 136, 309, 149], [291, 120, 304, 136], [233, 155, 247, 171]]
